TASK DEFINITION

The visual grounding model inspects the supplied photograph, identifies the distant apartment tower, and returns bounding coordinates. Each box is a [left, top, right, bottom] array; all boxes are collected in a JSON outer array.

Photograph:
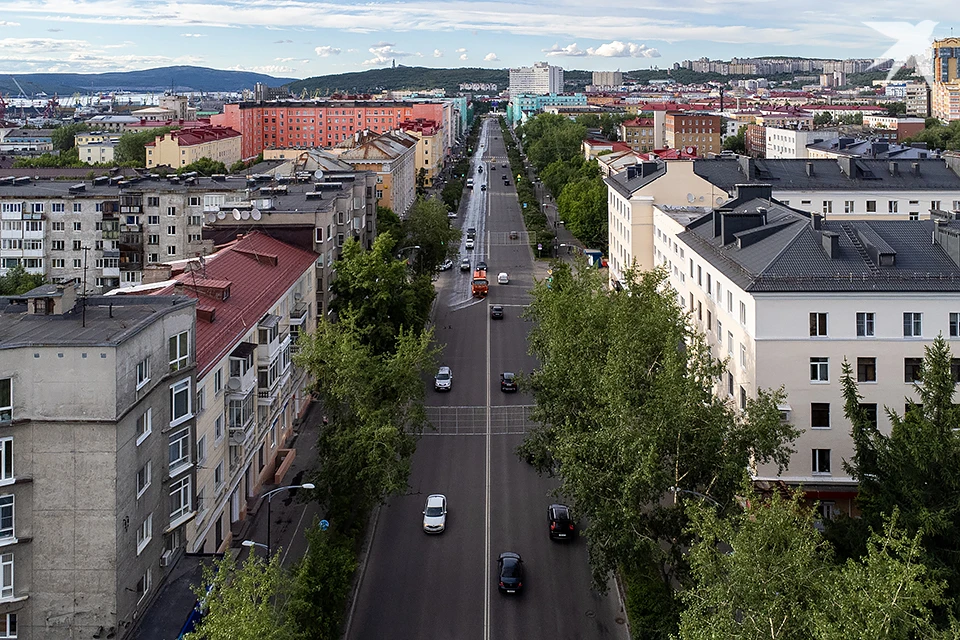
[[665, 112, 722, 156], [592, 71, 623, 89], [509, 62, 563, 97], [933, 37, 960, 122]]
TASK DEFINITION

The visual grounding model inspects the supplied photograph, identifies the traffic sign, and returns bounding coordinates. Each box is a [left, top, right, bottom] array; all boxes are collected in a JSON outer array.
[[319, 520, 330, 531], [537, 243, 542, 250]]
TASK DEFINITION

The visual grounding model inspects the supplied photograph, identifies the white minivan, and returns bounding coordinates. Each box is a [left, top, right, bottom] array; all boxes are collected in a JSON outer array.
[[465, 238, 475, 250], [498, 272, 509, 284]]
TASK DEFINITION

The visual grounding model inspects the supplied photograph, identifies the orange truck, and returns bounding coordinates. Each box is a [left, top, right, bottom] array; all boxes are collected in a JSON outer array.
[[471, 269, 488, 298]]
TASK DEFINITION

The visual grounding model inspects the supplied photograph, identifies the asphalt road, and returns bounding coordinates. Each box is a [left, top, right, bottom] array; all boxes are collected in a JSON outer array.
[[345, 118, 628, 640]]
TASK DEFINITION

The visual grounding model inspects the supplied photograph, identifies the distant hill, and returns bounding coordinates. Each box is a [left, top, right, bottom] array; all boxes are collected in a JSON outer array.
[[290, 66, 509, 96], [0, 66, 298, 96]]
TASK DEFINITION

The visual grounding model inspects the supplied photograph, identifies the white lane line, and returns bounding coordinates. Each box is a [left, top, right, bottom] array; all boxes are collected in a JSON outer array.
[[483, 147, 493, 640]]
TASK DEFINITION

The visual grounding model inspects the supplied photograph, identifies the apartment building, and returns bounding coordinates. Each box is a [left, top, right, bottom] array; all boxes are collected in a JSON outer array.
[[765, 127, 840, 159], [508, 62, 563, 97], [665, 112, 722, 156], [605, 156, 960, 289], [745, 123, 766, 158], [0, 285, 198, 639], [619, 118, 656, 153], [806, 137, 932, 160], [933, 37, 960, 122], [75, 132, 124, 165], [130, 233, 318, 556], [337, 129, 417, 217], [592, 71, 623, 89], [507, 93, 588, 127], [0, 130, 53, 153], [145, 125, 242, 169], [654, 187, 960, 512], [399, 118, 444, 187], [212, 100, 449, 160]]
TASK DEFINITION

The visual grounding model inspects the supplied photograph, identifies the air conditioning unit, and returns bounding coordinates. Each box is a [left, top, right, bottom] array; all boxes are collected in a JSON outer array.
[[160, 550, 174, 568]]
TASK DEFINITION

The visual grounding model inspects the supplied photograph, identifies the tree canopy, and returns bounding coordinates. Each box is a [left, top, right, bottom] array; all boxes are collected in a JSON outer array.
[[0, 264, 45, 295], [400, 197, 461, 275]]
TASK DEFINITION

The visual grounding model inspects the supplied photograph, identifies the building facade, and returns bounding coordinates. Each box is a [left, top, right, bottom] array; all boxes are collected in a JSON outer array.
[[591, 71, 623, 89], [665, 112, 722, 156], [508, 62, 563, 97], [619, 118, 656, 152], [765, 127, 839, 159], [145, 126, 242, 169], [932, 38, 960, 122], [337, 130, 417, 216], [399, 119, 444, 187], [0, 285, 198, 639]]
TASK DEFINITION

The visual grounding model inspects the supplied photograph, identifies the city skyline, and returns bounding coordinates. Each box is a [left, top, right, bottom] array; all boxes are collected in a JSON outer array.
[[0, 0, 956, 79]]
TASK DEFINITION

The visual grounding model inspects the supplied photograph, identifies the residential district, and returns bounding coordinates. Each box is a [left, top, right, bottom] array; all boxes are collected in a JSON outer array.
[[2, 40, 960, 639]]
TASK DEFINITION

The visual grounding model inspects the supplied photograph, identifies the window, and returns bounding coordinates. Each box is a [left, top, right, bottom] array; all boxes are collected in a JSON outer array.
[[857, 357, 877, 383], [167, 246, 177, 256], [903, 312, 922, 337], [812, 449, 831, 474], [196, 386, 205, 414], [0, 496, 12, 539], [0, 553, 12, 598], [167, 206, 177, 216], [137, 461, 151, 498], [215, 413, 224, 442], [697, 265, 702, 286], [0, 613, 16, 638], [169, 427, 190, 471], [727, 331, 733, 353], [810, 357, 829, 382], [72, 240, 82, 251], [716, 319, 722, 339], [147, 215, 160, 225], [822, 200, 832, 214], [739, 343, 746, 368], [136, 356, 150, 389], [214, 461, 224, 491], [196, 435, 206, 465], [51, 240, 64, 251], [707, 310, 712, 331], [214, 368, 223, 394], [811, 403, 830, 429], [0, 440, 11, 482], [170, 379, 192, 426], [147, 196, 160, 207], [860, 403, 878, 429], [844, 200, 854, 213], [169, 331, 189, 371], [137, 514, 152, 554], [716, 282, 722, 302], [136, 569, 152, 603], [169, 477, 191, 521], [167, 225, 176, 236], [73, 221, 82, 231], [52, 221, 64, 231], [136, 408, 152, 445], [904, 357, 923, 383], [52, 259, 64, 268], [809, 312, 828, 337], [866, 200, 877, 212], [856, 312, 875, 337], [951, 312, 960, 338], [888, 200, 898, 213], [147, 234, 159, 245], [706, 273, 712, 295], [0, 380, 9, 423], [739, 301, 746, 324], [952, 358, 960, 384], [739, 386, 747, 410]]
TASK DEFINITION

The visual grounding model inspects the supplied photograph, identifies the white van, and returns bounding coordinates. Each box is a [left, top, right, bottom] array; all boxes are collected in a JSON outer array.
[[466, 178, 474, 189]]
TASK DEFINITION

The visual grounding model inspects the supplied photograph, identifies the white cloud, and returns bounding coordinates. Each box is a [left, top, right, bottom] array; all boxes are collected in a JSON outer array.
[[229, 64, 295, 74], [459, 53, 468, 61], [588, 40, 660, 57], [362, 42, 413, 66], [275, 57, 295, 62], [483, 52, 499, 61], [314, 45, 341, 57], [274, 39, 293, 44], [180, 33, 205, 37], [433, 49, 442, 57], [0, 21, 20, 27], [543, 42, 586, 57], [455, 48, 467, 53]]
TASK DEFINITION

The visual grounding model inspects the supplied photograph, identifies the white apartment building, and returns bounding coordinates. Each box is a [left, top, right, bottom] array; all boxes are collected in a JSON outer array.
[[509, 62, 563, 97], [765, 127, 839, 159], [592, 71, 623, 89], [653, 187, 960, 513]]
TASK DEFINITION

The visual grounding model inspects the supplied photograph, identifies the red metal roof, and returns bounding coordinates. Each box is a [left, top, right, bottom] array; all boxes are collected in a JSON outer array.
[[152, 232, 318, 376], [622, 118, 654, 127], [145, 125, 240, 148]]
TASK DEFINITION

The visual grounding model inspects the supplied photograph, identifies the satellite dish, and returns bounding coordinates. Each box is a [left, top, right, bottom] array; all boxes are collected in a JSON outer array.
[[226, 377, 241, 392], [241, 211, 251, 220], [205, 213, 216, 223], [313, 169, 324, 181], [252, 209, 262, 221], [233, 210, 242, 221], [686, 146, 695, 154], [216, 211, 226, 219], [687, 193, 695, 204]]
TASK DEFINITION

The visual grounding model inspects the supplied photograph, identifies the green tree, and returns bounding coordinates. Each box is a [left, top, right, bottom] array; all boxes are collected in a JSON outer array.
[[840, 338, 960, 612], [540, 157, 585, 201], [520, 113, 587, 171], [556, 174, 607, 249], [814, 112, 834, 126], [115, 127, 176, 165], [401, 197, 461, 274], [722, 124, 747, 154], [440, 178, 462, 212], [177, 157, 228, 176], [12, 148, 84, 168], [50, 122, 88, 152], [0, 264, 45, 295], [521, 263, 798, 590], [885, 101, 907, 117], [294, 309, 437, 528], [678, 489, 952, 640], [186, 552, 292, 640], [376, 206, 402, 249], [330, 234, 435, 355], [415, 167, 428, 196], [286, 522, 357, 640]]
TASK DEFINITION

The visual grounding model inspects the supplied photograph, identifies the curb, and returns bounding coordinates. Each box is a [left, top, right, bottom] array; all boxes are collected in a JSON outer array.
[[341, 502, 383, 640]]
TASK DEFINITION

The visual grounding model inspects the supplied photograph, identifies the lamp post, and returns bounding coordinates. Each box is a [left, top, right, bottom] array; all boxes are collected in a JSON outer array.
[[668, 486, 721, 508], [263, 483, 315, 555], [396, 245, 420, 261], [241, 540, 269, 554]]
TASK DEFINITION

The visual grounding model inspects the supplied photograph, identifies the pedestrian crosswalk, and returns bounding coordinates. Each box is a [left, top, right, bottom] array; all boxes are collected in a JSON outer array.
[[424, 404, 537, 436]]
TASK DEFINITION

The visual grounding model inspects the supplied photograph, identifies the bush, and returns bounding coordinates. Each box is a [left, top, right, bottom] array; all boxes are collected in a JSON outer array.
[[620, 559, 679, 640]]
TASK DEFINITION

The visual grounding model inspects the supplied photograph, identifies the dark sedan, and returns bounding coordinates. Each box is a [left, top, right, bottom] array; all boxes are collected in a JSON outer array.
[[497, 552, 524, 594], [500, 372, 517, 392], [491, 304, 504, 319]]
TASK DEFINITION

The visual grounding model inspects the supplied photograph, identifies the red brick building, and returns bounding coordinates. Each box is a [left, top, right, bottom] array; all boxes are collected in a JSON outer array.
[[746, 123, 767, 158]]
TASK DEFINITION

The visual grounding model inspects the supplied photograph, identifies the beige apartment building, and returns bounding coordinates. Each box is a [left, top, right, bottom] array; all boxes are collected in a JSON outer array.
[[399, 119, 444, 187], [933, 38, 960, 122], [145, 125, 242, 169], [0, 284, 198, 639], [337, 129, 417, 216], [619, 118, 656, 153]]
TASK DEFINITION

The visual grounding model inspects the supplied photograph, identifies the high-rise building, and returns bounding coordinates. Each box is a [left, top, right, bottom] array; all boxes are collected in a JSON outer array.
[[591, 71, 623, 89], [508, 62, 563, 97], [933, 37, 960, 122]]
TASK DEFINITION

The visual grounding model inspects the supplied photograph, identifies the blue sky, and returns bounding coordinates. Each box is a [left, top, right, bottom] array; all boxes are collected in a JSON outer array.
[[0, 0, 955, 79]]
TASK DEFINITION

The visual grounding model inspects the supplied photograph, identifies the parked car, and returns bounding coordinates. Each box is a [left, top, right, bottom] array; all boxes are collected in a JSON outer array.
[[548, 504, 575, 540], [509, 230, 519, 239], [497, 552, 524, 594], [439, 259, 453, 271], [491, 305, 504, 319], [435, 366, 453, 391], [422, 494, 447, 533], [498, 272, 509, 284], [447, 210, 457, 218], [503, 179, 511, 186], [467, 227, 477, 239], [500, 372, 517, 392]]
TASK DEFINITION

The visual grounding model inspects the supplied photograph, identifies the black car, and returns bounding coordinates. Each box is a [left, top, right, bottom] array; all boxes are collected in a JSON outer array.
[[477, 261, 487, 271], [548, 504, 575, 540], [491, 304, 504, 319], [503, 180, 511, 186], [500, 372, 517, 392], [497, 552, 524, 594], [467, 227, 477, 239]]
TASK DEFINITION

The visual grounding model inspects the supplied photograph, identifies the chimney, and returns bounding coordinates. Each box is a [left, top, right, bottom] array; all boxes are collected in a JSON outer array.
[[821, 231, 840, 258], [811, 213, 822, 230], [626, 165, 638, 180], [912, 162, 920, 177], [52, 283, 78, 315], [805, 162, 814, 177], [933, 220, 960, 267], [889, 161, 899, 176], [838, 156, 855, 178]]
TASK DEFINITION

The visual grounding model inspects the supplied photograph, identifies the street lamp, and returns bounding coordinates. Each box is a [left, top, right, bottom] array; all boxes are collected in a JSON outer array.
[[396, 245, 420, 261], [241, 540, 269, 553], [263, 483, 315, 555], [668, 486, 721, 508]]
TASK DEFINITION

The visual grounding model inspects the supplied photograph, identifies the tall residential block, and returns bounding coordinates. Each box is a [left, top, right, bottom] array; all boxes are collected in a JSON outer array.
[[591, 71, 623, 89], [933, 37, 960, 122], [508, 62, 563, 97]]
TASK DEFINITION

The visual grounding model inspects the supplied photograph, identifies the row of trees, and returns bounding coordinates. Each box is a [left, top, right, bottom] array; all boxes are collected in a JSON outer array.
[[520, 259, 960, 637], [189, 227, 444, 639], [515, 113, 608, 249], [498, 118, 554, 251], [905, 120, 960, 151]]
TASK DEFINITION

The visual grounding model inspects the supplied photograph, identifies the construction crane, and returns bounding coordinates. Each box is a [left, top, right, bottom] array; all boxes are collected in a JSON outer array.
[[0, 94, 6, 123], [10, 76, 28, 99], [299, 88, 309, 99]]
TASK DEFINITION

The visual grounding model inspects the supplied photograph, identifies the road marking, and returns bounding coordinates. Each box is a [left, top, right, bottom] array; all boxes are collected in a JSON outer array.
[[483, 130, 493, 640]]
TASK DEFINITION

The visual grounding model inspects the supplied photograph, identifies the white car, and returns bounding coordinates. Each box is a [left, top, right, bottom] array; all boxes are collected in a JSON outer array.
[[465, 238, 475, 250], [498, 272, 509, 284], [423, 494, 447, 533], [447, 210, 457, 218], [439, 259, 453, 271], [434, 366, 453, 391]]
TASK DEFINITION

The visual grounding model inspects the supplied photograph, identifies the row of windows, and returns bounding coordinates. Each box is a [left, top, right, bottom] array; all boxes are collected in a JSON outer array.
[[809, 356, 952, 384], [810, 311, 960, 338], [1, 201, 106, 214]]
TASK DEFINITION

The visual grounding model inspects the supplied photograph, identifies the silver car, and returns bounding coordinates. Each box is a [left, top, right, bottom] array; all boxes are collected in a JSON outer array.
[[423, 494, 447, 533], [434, 366, 453, 391]]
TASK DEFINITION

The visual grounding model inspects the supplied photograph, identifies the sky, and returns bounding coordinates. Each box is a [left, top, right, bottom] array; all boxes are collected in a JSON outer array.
[[0, 0, 956, 80]]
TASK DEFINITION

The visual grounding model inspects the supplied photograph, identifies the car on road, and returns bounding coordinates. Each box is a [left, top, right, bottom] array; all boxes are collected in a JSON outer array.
[[500, 372, 517, 392], [447, 210, 457, 218], [491, 305, 504, 319], [422, 494, 447, 533], [503, 179, 511, 186], [465, 238, 475, 250], [481, 184, 487, 191], [466, 227, 476, 239], [498, 272, 509, 284], [460, 258, 471, 271], [477, 261, 487, 271], [435, 366, 453, 391], [509, 230, 519, 239], [439, 259, 453, 271], [548, 504, 575, 540], [502, 163, 508, 168], [497, 552, 524, 594]]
